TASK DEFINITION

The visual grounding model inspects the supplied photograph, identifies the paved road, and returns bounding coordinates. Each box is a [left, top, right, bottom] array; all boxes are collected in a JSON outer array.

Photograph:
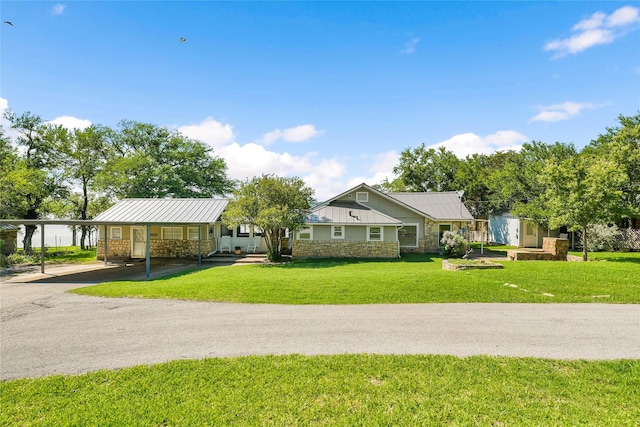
[[2, 267, 640, 380]]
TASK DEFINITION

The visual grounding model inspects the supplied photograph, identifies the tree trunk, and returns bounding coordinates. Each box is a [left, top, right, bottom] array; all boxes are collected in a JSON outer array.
[[80, 179, 89, 250], [582, 225, 588, 262], [22, 224, 37, 255], [80, 226, 88, 251]]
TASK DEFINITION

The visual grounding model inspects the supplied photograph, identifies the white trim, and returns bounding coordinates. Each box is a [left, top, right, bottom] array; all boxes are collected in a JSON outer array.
[[297, 225, 313, 240], [131, 226, 146, 258], [355, 191, 369, 203], [367, 225, 383, 241], [187, 226, 199, 241], [162, 226, 183, 240], [398, 223, 419, 248], [331, 225, 345, 239], [109, 226, 122, 240]]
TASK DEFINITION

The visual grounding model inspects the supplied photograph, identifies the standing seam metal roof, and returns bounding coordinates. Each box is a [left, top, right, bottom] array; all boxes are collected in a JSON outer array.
[[306, 202, 402, 225], [389, 192, 474, 221], [94, 198, 228, 224]]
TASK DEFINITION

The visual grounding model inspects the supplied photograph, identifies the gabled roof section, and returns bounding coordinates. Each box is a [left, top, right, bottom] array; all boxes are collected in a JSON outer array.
[[305, 200, 402, 225], [94, 198, 228, 224], [389, 192, 474, 221]]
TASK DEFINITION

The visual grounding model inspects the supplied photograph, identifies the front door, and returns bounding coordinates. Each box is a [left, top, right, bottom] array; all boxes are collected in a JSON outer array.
[[131, 226, 146, 258], [523, 221, 538, 248]]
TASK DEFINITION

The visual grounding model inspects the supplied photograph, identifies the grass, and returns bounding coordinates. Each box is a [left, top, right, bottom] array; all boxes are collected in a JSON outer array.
[[70, 252, 640, 304], [1, 355, 638, 426], [7, 246, 98, 266]]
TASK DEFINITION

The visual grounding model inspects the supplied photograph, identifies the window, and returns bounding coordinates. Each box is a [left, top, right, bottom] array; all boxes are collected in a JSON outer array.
[[398, 225, 418, 247], [110, 227, 122, 240], [162, 227, 183, 240], [298, 226, 313, 240], [368, 226, 383, 241], [356, 192, 369, 203], [188, 227, 200, 240], [237, 224, 251, 237], [332, 225, 344, 239]]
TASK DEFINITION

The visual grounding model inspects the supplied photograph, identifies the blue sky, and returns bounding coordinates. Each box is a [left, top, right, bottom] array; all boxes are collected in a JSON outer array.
[[1, 1, 639, 200]]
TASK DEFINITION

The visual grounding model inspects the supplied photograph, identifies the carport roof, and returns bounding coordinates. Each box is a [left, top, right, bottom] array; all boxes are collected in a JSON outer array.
[[94, 198, 228, 224]]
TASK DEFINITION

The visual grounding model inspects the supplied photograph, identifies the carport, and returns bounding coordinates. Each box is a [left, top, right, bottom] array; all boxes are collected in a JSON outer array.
[[0, 219, 206, 279]]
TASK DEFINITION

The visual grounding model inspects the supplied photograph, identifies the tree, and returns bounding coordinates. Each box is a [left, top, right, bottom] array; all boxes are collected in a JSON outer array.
[[97, 120, 233, 198], [586, 113, 640, 223], [1, 111, 68, 253], [393, 145, 460, 192], [222, 175, 314, 261], [543, 153, 625, 261], [491, 141, 577, 225]]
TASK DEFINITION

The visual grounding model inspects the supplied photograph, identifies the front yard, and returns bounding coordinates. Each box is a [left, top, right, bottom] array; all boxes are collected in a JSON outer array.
[[2, 355, 638, 426], [71, 252, 640, 304]]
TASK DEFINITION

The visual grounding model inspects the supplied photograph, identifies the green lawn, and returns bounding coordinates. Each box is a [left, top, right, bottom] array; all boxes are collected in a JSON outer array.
[[71, 252, 640, 304], [7, 246, 98, 266], [1, 355, 638, 426]]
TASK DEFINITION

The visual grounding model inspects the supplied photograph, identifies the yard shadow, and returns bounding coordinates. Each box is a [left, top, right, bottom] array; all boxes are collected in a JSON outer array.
[[258, 253, 439, 269]]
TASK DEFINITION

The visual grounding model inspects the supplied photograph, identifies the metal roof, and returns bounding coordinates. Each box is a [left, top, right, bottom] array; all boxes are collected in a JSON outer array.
[[305, 201, 402, 225], [389, 192, 474, 221], [0, 224, 20, 231], [94, 198, 228, 224]]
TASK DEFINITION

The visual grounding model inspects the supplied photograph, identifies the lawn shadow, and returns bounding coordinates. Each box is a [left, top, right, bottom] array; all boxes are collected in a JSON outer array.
[[258, 253, 439, 269]]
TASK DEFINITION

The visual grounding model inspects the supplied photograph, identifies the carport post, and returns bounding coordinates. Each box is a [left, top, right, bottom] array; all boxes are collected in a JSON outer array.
[[198, 225, 202, 266], [145, 225, 151, 278], [104, 225, 108, 265], [40, 224, 45, 274]]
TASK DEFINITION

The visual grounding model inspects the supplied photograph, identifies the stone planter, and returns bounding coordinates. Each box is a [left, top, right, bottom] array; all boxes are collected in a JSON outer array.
[[442, 259, 504, 271]]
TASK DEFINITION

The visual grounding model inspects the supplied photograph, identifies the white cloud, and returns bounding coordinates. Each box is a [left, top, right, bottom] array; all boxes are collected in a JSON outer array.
[[545, 5, 640, 58], [0, 97, 8, 117], [259, 124, 323, 145], [400, 37, 420, 55], [178, 116, 235, 148], [529, 101, 595, 123], [48, 115, 92, 130], [51, 4, 66, 15], [430, 130, 529, 159]]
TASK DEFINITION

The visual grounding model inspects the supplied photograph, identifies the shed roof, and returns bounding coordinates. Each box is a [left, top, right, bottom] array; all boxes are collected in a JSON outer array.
[[305, 201, 402, 225], [94, 198, 228, 224], [0, 224, 20, 231], [389, 192, 474, 221]]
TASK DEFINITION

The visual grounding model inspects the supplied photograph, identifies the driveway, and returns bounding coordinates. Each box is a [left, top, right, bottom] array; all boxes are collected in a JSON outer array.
[[2, 267, 640, 380]]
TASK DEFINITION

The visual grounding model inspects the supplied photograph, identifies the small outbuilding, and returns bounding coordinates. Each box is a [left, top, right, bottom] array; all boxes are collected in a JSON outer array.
[[0, 224, 20, 255]]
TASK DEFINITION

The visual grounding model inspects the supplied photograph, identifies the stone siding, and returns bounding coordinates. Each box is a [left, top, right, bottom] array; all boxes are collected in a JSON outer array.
[[507, 237, 569, 261], [293, 240, 398, 258], [97, 238, 215, 260]]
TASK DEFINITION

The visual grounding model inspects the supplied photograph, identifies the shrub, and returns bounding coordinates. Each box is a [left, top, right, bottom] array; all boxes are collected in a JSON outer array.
[[440, 231, 469, 258], [587, 224, 620, 252]]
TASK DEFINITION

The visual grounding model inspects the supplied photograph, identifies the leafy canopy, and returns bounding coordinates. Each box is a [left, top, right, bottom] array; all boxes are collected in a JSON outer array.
[[223, 175, 314, 261]]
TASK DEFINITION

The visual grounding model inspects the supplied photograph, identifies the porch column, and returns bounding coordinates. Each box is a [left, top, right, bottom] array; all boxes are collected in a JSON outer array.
[[198, 225, 202, 266], [145, 225, 151, 278], [40, 224, 45, 274], [104, 225, 108, 265]]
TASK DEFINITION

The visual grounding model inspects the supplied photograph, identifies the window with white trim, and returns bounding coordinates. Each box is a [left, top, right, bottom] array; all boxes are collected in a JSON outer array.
[[356, 192, 369, 202], [187, 227, 200, 240], [368, 226, 383, 241], [162, 227, 183, 240], [331, 225, 344, 239], [110, 227, 122, 240], [298, 226, 313, 240]]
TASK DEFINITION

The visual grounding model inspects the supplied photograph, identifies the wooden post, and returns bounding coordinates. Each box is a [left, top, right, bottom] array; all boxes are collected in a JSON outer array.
[[198, 225, 202, 266], [104, 225, 108, 265], [40, 224, 45, 274], [145, 225, 151, 278]]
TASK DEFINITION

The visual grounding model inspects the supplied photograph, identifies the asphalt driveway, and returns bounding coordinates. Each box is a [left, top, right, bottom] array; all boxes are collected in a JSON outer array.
[[2, 266, 640, 380]]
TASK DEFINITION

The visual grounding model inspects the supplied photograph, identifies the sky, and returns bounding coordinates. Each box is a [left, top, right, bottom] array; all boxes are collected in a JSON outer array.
[[1, 1, 639, 201]]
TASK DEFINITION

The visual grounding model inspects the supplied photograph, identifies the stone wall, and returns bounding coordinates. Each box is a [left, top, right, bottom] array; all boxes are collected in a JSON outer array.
[[97, 239, 131, 259], [293, 240, 398, 258], [542, 237, 569, 260], [97, 238, 215, 260]]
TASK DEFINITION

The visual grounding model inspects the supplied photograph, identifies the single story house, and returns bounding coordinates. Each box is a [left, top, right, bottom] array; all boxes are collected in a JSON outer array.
[[292, 183, 474, 258], [95, 198, 229, 260], [488, 213, 559, 248], [0, 224, 20, 255]]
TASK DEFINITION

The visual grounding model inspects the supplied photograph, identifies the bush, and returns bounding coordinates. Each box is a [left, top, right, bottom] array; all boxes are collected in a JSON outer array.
[[587, 224, 620, 252], [440, 231, 469, 258]]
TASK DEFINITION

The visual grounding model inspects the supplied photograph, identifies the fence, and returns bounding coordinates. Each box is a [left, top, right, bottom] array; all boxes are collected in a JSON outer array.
[[619, 228, 640, 250]]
